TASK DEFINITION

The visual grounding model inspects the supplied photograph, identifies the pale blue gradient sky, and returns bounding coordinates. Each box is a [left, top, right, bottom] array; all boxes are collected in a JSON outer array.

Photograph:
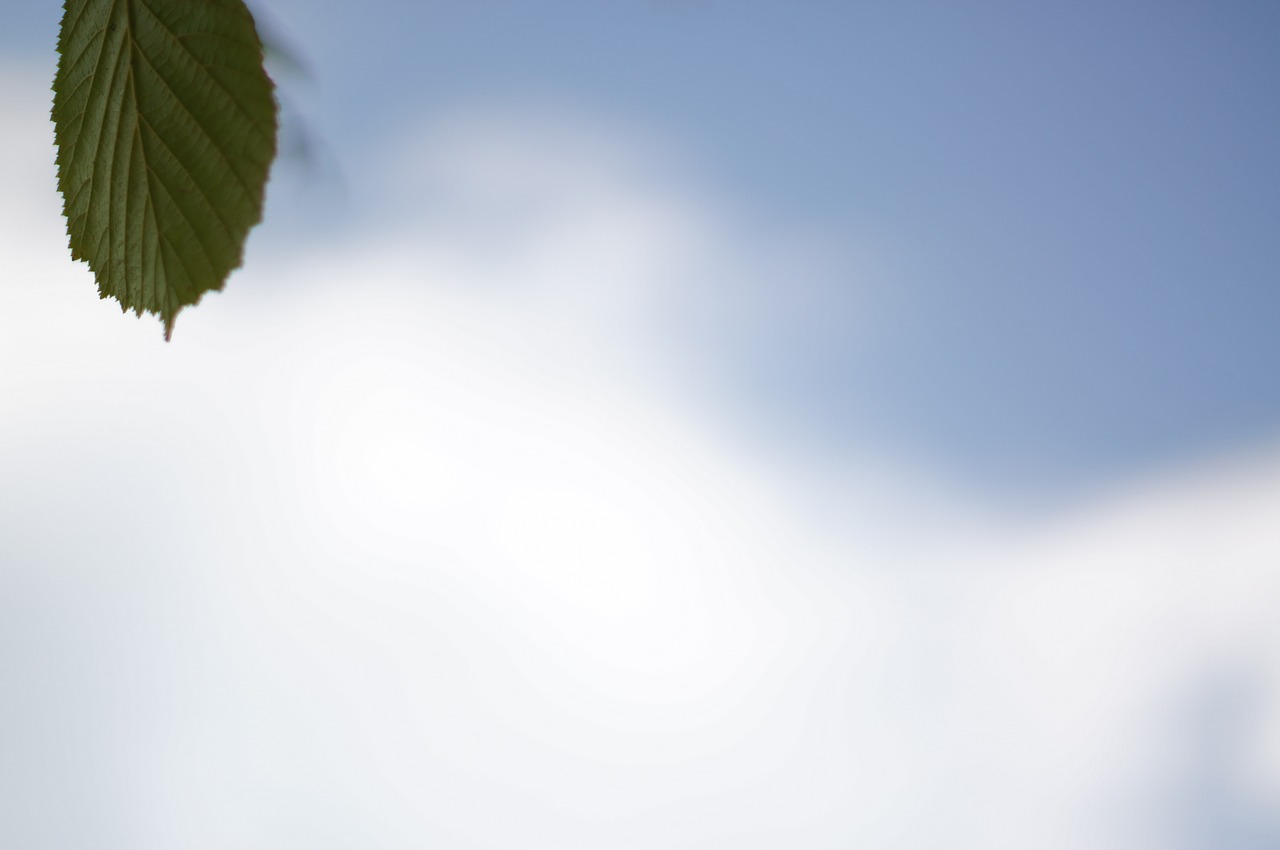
[[4, 3, 1280, 849]]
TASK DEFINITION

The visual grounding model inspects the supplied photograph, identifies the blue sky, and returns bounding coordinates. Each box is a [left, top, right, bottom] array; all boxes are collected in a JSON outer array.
[[251, 0, 1280, 495], [4, 2, 1280, 848]]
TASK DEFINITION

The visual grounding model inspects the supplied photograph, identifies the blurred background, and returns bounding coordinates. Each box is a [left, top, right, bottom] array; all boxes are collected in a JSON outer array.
[[3, 1, 1280, 847]]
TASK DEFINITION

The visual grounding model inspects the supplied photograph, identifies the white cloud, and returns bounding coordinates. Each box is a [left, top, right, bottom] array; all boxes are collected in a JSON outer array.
[[2, 70, 1279, 849]]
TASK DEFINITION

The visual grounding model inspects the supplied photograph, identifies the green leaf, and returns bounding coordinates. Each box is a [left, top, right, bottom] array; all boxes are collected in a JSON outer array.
[[52, 0, 278, 339]]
